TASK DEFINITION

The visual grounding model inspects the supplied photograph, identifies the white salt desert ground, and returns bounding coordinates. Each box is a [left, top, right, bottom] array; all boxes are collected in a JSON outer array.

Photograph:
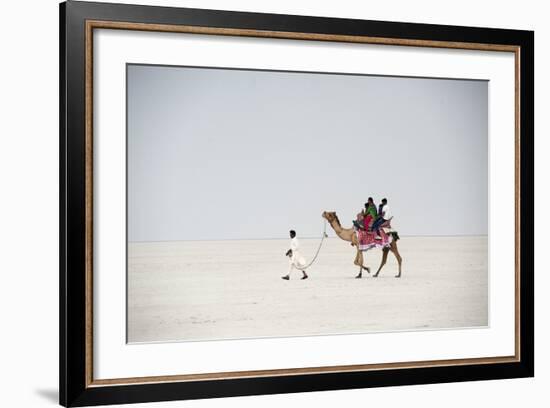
[[127, 236, 488, 343]]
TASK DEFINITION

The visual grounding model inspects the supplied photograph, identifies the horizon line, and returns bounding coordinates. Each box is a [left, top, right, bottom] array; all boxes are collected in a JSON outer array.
[[128, 234, 489, 244]]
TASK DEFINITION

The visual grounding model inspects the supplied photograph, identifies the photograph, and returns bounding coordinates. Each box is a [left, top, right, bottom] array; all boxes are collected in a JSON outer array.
[[126, 63, 489, 343]]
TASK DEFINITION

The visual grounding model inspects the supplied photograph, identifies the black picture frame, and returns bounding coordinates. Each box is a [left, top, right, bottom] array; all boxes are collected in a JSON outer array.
[[60, 1, 534, 406]]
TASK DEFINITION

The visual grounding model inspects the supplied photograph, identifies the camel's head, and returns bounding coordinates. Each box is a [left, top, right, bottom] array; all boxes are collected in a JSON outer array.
[[322, 211, 341, 227], [322, 211, 336, 222]]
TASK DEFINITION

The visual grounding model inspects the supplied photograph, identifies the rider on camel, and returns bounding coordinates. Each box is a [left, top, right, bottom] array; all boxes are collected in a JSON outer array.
[[353, 197, 378, 231]]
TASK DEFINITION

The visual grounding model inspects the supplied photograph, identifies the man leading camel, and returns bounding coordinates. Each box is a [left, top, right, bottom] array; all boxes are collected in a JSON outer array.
[[282, 230, 308, 280]]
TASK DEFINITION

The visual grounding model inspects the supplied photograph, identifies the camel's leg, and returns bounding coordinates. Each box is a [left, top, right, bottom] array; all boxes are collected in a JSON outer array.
[[390, 242, 403, 278], [373, 247, 390, 277], [354, 250, 370, 278], [360, 251, 371, 274], [354, 250, 362, 278]]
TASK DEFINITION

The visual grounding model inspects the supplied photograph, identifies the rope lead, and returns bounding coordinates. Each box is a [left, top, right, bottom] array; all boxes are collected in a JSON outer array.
[[299, 220, 328, 271]]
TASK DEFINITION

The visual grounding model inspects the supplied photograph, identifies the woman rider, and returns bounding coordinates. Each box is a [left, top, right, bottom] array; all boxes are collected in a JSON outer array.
[[363, 197, 378, 231]]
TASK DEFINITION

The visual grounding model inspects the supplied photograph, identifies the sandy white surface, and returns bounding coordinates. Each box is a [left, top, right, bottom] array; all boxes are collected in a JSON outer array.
[[127, 236, 488, 343]]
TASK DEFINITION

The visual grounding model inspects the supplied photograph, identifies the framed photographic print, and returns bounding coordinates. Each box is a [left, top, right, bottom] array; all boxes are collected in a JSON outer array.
[[59, 1, 534, 406]]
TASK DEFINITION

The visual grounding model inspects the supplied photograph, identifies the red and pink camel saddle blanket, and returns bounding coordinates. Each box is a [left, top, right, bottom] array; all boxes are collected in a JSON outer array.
[[356, 229, 392, 251]]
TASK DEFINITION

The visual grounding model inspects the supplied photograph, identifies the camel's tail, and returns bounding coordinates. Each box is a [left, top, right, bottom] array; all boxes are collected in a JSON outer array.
[[390, 231, 400, 241]]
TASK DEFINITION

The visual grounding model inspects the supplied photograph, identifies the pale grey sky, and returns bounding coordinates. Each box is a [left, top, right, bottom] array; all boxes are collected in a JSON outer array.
[[127, 64, 488, 242]]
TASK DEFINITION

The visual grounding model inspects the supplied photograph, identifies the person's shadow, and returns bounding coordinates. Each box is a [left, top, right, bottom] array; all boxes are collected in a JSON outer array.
[[35, 389, 58, 404]]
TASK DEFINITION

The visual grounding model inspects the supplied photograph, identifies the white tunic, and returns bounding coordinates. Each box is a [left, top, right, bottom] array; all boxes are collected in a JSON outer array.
[[381, 204, 392, 220], [289, 237, 307, 270]]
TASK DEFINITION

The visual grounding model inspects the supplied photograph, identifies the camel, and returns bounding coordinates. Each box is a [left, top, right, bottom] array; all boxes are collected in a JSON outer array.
[[322, 211, 403, 278]]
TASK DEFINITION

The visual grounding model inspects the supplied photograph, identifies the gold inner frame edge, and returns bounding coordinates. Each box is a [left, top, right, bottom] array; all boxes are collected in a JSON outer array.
[[84, 19, 522, 388]]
